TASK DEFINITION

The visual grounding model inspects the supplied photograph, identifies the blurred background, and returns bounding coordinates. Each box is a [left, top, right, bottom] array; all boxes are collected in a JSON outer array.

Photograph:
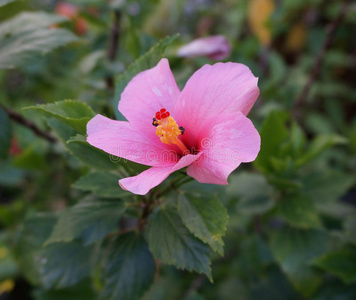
[[0, 0, 355, 299]]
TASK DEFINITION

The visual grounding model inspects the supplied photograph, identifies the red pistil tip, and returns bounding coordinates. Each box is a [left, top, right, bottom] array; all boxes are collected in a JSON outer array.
[[155, 108, 170, 120]]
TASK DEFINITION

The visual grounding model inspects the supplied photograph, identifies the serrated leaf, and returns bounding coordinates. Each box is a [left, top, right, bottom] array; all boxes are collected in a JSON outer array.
[[47, 119, 118, 170], [0, 107, 11, 159], [227, 172, 275, 215], [113, 34, 178, 120], [147, 205, 212, 281], [25, 100, 95, 134], [0, 12, 78, 69], [270, 226, 329, 297], [13, 213, 57, 285], [312, 246, 356, 284], [46, 197, 126, 246], [72, 171, 130, 198], [100, 232, 155, 300], [279, 194, 321, 229], [178, 192, 228, 255], [38, 242, 94, 289]]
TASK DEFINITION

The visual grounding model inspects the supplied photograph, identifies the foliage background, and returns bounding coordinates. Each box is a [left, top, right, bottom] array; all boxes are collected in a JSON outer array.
[[0, 0, 355, 299]]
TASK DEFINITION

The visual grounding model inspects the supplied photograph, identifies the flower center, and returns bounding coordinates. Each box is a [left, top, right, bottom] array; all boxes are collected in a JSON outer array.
[[153, 108, 189, 155]]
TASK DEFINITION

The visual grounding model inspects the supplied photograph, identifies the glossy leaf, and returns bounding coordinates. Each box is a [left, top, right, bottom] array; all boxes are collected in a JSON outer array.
[[46, 197, 126, 246], [147, 205, 212, 281], [25, 100, 95, 134], [178, 192, 228, 255], [100, 232, 155, 300], [113, 34, 178, 119], [38, 242, 94, 289], [270, 227, 329, 297]]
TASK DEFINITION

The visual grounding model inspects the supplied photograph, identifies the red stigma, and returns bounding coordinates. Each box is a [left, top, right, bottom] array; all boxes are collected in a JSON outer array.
[[155, 108, 170, 120]]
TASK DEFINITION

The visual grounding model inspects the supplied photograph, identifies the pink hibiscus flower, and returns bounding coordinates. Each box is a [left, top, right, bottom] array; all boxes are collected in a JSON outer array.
[[177, 35, 231, 60], [87, 59, 260, 195]]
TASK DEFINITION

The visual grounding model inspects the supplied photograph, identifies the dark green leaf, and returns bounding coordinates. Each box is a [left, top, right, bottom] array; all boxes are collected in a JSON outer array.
[[254, 110, 289, 172], [296, 134, 348, 167], [147, 205, 212, 280], [114, 34, 178, 120], [13, 213, 57, 285], [270, 226, 329, 297], [0, 107, 11, 159], [178, 192, 228, 255], [47, 119, 118, 170], [227, 172, 275, 215], [25, 100, 95, 134], [46, 197, 126, 246], [302, 171, 355, 204], [72, 171, 130, 198], [279, 194, 321, 229], [100, 232, 155, 300], [313, 246, 356, 284], [38, 242, 94, 289], [34, 280, 97, 300]]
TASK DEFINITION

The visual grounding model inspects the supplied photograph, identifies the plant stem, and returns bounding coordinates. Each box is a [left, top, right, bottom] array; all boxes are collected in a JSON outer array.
[[2, 105, 56, 143], [105, 10, 121, 90]]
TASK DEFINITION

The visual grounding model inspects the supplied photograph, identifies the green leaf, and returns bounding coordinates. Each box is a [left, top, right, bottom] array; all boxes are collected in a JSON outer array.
[[46, 197, 126, 246], [25, 100, 95, 134], [47, 119, 118, 170], [38, 242, 94, 289], [302, 171, 355, 204], [254, 110, 289, 172], [296, 134, 348, 167], [113, 34, 178, 120], [0, 0, 18, 7], [72, 171, 130, 198], [227, 172, 275, 215], [279, 194, 321, 229], [312, 246, 356, 284], [34, 280, 97, 300], [270, 227, 329, 297], [147, 205, 212, 281], [0, 12, 79, 69], [178, 192, 228, 255], [100, 232, 155, 300], [0, 107, 11, 159], [13, 213, 57, 285]]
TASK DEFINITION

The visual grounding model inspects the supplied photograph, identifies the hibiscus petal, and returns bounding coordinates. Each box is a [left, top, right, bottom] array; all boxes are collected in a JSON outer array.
[[187, 112, 260, 184], [119, 153, 202, 195], [118, 58, 181, 144], [174, 62, 259, 149], [87, 114, 178, 166]]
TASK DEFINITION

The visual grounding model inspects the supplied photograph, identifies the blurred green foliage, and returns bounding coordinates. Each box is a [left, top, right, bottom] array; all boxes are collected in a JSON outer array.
[[0, 0, 355, 299]]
